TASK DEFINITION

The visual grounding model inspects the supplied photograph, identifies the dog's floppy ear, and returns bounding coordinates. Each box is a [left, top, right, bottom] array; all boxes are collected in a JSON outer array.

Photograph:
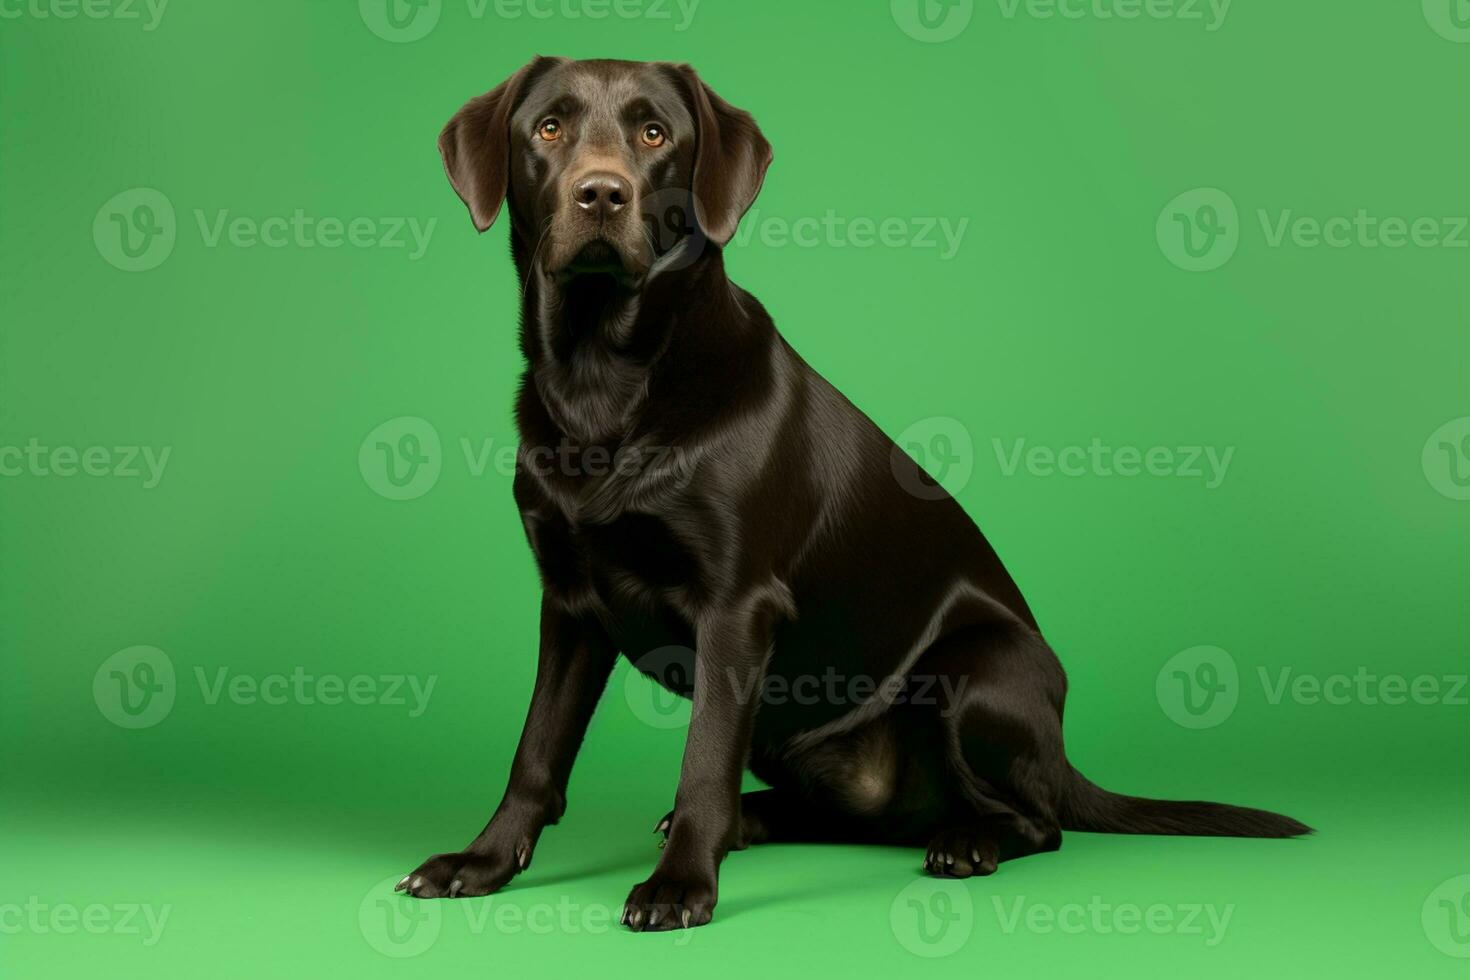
[[439, 57, 560, 233], [670, 65, 773, 247]]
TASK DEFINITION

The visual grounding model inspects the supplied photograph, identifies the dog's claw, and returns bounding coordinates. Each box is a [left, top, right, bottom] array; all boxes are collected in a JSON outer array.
[[925, 827, 1001, 879], [397, 851, 521, 899], [623, 874, 716, 931]]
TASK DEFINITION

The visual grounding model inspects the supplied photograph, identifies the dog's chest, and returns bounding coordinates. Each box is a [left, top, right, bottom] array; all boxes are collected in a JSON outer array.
[[523, 473, 716, 620], [578, 511, 704, 598]]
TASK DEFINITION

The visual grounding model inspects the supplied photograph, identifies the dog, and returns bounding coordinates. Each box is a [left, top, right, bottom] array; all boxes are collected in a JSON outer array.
[[398, 56, 1308, 931]]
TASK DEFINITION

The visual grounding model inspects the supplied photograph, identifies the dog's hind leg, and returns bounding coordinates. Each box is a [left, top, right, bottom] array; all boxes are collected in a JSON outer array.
[[914, 622, 1070, 877]]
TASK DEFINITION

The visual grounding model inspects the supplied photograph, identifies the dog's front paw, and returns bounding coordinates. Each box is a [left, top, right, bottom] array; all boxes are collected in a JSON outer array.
[[621, 871, 717, 931], [397, 846, 525, 899]]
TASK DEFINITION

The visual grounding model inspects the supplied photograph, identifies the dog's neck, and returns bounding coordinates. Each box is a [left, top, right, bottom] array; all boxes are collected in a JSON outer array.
[[511, 234, 745, 445]]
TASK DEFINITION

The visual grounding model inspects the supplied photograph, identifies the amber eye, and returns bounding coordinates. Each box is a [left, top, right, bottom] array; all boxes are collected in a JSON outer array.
[[640, 123, 666, 147], [537, 119, 561, 141]]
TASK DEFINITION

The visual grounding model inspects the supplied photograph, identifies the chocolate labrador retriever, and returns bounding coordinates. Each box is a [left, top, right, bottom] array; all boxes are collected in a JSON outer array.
[[398, 56, 1307, 930]]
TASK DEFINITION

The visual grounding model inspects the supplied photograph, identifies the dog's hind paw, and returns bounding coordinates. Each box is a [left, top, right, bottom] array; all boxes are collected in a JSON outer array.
[[923, 827, 1000, 878]]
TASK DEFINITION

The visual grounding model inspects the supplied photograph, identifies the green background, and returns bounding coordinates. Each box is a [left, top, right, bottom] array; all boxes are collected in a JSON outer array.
[[3, 0, 1468, 976]]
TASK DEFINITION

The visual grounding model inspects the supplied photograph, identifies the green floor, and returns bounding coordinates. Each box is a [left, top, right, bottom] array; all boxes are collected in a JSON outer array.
[[5, 753, 1467, 977]]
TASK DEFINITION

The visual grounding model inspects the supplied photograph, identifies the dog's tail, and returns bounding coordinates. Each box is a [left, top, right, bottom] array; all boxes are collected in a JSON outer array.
[[1059, 767, 1311, 838]]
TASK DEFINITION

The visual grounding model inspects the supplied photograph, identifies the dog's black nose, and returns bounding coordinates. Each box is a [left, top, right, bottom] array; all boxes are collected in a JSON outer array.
[[573, 172, 630, 216]]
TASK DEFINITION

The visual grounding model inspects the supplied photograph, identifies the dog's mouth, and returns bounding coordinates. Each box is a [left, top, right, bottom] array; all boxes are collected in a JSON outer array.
[[553, 238, 638, 288]]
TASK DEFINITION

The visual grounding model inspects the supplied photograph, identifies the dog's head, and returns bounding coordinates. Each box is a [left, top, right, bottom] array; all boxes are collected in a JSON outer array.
[[439, 57, 771, 286]]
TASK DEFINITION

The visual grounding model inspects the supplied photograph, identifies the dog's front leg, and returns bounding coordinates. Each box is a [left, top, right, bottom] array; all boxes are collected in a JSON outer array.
[[399, 597, 616, 898], [623, 598, 777, 930]]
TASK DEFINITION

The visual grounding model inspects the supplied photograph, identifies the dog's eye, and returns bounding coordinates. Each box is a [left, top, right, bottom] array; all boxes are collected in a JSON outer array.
[[537, 119, 562, 141], [640, 124, 666, 147]]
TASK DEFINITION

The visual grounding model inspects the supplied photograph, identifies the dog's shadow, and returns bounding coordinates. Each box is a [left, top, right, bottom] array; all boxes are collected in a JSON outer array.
[[489, 841, 913, 926]]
